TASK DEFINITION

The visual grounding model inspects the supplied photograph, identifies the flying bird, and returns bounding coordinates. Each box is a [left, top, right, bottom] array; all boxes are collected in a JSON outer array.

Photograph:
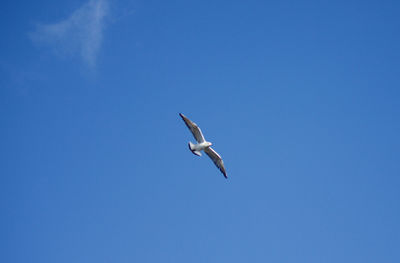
[[179, 113, 227, 179]]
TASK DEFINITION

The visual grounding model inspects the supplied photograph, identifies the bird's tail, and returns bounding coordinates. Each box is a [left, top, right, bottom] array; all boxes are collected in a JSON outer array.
[[188, 142, 202, 156]]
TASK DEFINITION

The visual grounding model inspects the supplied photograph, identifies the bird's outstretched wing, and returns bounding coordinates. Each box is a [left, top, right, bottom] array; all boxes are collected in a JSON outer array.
[[179, 113, 205, 143], [204, 147, 227, 178]]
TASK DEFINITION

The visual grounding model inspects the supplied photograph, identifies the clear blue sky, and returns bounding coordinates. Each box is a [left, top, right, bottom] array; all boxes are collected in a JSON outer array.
[[1, 0, 400, 262]]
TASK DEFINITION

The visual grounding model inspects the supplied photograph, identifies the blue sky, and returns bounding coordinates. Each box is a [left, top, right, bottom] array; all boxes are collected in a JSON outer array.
[[1, 0, 400, 262]]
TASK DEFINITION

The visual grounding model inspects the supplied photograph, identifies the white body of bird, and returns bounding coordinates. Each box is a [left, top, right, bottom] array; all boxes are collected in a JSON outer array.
[[188, 141, 212, 156]]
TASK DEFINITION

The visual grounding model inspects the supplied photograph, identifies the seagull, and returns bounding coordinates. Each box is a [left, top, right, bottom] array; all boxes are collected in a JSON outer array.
[[179, 113, 227, 179]]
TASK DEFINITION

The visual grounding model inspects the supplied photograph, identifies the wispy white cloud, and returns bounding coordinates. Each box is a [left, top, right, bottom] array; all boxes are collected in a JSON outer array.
[[30, 0, 109, 67]]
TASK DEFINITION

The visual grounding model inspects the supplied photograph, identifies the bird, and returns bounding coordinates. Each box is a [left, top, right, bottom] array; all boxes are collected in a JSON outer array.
[[179, 113, 227, 179]]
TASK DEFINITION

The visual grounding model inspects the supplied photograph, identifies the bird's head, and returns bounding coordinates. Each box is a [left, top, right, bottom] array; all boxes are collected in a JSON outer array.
[[208, 142, 213, 146]]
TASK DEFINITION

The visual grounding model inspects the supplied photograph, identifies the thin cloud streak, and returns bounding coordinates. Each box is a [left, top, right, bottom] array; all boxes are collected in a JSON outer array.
[[30, 0, 109, 67]]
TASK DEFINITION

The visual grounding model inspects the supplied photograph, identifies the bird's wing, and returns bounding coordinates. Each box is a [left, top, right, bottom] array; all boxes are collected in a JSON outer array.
[[204, 147, 227, 178], [179, 113, 205, 143]]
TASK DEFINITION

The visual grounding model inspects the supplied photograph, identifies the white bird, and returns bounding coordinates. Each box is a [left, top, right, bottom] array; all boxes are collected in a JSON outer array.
[[179, 113, 227, 179]]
